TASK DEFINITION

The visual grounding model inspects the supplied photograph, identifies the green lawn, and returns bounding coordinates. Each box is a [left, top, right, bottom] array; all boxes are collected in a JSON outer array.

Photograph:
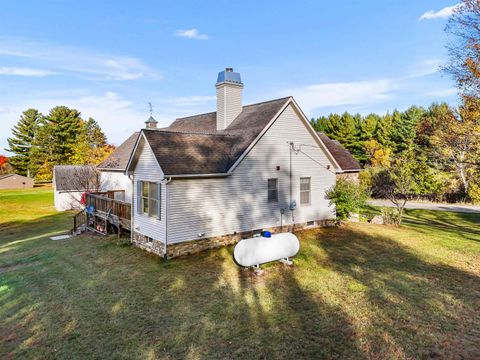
[[1, 189, 479, 359]]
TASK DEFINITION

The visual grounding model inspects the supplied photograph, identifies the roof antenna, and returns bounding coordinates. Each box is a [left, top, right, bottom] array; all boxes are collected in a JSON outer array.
[[148, 102, 154, 117], [145, 102, 158, 129]]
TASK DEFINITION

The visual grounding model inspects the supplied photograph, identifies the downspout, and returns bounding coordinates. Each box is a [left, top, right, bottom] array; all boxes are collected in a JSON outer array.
[[288, 142, 295, 228], [163, 177, 172, 260], [128, 173, 134, 244]]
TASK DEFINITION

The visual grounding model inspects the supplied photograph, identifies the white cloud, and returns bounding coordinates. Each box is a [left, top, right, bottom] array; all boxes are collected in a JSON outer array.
[[0, 66, 55, 77], [174, 28, 210, 40], [409, 58, 444, 77], [283, 79, 397, 114], [419, 4, 461, 21], [0, 36, 159, 81]]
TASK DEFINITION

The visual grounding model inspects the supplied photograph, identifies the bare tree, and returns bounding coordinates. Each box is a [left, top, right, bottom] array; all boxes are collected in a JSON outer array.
[[444, 0, 480, 97], [55, 165, 103, 209]]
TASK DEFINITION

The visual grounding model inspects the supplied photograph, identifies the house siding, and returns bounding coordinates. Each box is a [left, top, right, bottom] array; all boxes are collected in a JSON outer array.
[[54, 191, 83, 211], [166, 104, 336, 244], [100, 171, 133, 202], [216, 84, 242, 130], [132, 139, 167, 243]]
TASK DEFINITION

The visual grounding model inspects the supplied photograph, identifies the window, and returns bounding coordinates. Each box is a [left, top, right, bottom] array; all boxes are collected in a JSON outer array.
[[300, 177, 311, 205], [267, 178, 278, 202], [137, 181, 161, 218]]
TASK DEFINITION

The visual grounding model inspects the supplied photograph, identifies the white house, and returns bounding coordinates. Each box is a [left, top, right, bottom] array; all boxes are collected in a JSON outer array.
[[125, 68, 346, 258]]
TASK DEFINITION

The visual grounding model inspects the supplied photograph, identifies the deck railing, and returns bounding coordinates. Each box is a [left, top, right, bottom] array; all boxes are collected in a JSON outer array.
[[86, 193, 131, 221], [73, 209, 86, 233]]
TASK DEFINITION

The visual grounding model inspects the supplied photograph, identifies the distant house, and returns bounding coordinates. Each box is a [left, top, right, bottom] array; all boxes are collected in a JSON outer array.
[[97, 132, 138, 203], [0, 174, 34, 190], [124, 68, 346, 258], [317, 132, 362, 183], [53, 165, 100, 211]]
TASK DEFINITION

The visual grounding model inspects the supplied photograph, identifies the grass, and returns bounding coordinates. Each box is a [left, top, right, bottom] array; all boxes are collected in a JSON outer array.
[[1, 189, 479, 359]]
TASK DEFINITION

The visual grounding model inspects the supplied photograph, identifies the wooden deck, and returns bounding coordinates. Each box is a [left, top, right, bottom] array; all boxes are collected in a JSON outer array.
[[74, 190, 131, 236]]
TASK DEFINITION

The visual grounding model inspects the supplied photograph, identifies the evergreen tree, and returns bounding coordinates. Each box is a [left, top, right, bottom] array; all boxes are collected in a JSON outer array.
[[70, 118, 110, 164], [360, 114, 379, 142], [41, 106, 83, 164], [5, 109, 41, 176], [390, 107, 425, 154], [376, 112, 394, 148], [30, 106, 84, 181], [310, 116, 329, 132]]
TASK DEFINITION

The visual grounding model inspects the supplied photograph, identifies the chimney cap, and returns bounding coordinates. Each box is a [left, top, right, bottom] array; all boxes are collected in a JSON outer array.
[[216, 67, 242, 85]]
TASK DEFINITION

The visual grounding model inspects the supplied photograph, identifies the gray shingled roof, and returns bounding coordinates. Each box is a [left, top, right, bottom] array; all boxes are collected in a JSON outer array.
[[142, 97, 291, 175], [0, 174, 30, 181], [317, 132, 362, 172], [53, 165, 99, 191], [97, 132, 139, 170]]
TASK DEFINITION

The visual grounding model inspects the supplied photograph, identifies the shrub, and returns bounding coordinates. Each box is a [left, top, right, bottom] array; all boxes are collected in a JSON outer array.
[[382, 207, 402, 225], [327, 179, 369, 221]]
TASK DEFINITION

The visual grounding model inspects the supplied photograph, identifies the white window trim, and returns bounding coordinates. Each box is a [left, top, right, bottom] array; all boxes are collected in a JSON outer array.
[[300, 177, 311, 206], [137, 181, 161, 219], [267, 178, 278, 203]]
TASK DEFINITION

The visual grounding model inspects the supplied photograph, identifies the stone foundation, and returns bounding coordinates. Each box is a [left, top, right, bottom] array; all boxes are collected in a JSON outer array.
[[132, 219, 335, 259], [132, 231, 166, 257]]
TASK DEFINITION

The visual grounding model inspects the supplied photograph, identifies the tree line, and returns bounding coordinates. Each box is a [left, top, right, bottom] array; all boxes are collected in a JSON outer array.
[[5, 106, 113, 181], [311, 99, 480, 202], [318, 0, 480, 205]]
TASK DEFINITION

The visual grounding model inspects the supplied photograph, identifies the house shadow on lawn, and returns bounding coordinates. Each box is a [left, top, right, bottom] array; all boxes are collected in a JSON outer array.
[[1, 215, 480, 359]]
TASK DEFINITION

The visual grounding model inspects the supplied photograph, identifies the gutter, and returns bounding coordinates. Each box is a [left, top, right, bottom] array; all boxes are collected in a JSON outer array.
[[128, 173, 134, 245], [167, 173, 230, 179]]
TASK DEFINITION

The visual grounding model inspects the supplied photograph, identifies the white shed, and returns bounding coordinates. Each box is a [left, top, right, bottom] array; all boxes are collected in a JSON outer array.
[[53, 165, 99, 211]]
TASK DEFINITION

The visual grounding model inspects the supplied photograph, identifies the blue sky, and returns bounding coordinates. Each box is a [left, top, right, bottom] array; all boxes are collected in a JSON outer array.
[[0, 0, 460, 152]]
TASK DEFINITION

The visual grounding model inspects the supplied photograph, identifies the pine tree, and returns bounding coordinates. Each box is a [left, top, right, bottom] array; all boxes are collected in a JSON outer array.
[[70, 118, 110, 164], [5, 109, 41, 176], [30, 106, 84, 181], [376, 112, 394, 148], [42, 106, 83, 163], [391, 106, 425, 154]]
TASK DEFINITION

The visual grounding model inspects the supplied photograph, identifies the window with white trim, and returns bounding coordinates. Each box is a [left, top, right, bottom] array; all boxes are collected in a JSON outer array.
[[268, 178, 278, 202], [300, 177, 311, 205], [137, 181, 161, 218]]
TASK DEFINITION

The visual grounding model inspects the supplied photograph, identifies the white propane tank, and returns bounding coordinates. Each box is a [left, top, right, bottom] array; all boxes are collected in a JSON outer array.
[[233, 232, 300, 267]]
